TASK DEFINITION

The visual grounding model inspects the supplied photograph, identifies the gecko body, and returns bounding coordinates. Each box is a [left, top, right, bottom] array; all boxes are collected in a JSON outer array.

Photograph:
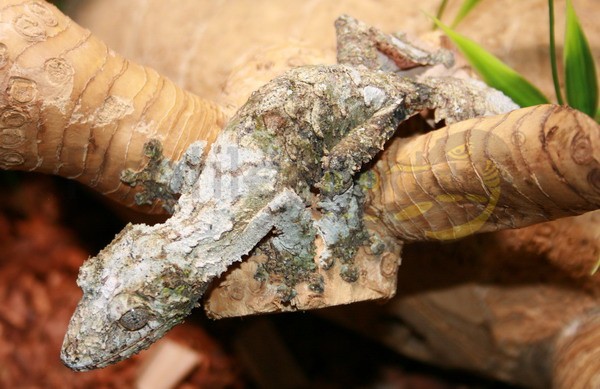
[[61, 16, 516, 370]]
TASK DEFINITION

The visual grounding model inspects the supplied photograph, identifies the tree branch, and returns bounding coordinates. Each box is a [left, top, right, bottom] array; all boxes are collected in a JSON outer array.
[[0, 0, 225, 212]]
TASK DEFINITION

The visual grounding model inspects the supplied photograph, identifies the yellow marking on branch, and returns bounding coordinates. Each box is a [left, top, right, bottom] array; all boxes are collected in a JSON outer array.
[[394, 202, 434, 221], [425, 159, 500, 240], [447, 143, 470, 160], [435, 194, 465, 203], [392, 145, 501, 240], [390, 163, 432, 173], [464, 193, 488, 204]]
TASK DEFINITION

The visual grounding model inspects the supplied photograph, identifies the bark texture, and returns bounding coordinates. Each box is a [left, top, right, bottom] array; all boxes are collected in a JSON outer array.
[[0, 0, 225, 212], [71, 0, 600, 108], [367, 104, 600, 240]]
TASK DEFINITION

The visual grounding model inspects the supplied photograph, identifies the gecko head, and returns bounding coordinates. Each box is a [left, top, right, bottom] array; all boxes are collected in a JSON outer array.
[[60, 223, 207, 371]]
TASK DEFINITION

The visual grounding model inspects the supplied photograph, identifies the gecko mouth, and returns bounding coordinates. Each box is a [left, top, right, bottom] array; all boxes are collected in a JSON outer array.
[[60, 309, 181, 371]]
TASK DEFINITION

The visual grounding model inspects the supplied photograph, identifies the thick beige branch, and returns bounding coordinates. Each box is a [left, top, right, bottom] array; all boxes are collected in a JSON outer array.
[[553, 313, 600, 389], [367, 105, 600, 240], [0, 0, 225, 211]]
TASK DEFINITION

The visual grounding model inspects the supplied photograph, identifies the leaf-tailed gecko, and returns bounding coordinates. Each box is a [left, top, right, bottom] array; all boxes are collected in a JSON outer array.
[[61, 15, 517, 370]]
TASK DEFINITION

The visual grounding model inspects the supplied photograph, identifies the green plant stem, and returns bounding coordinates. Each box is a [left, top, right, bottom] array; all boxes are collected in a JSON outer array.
[[451, 0, 482, 28], [433, 0, 449, 29], [548, 0, 564, 105]]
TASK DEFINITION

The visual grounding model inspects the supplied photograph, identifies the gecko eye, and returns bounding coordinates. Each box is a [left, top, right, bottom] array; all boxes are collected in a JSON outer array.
[[118, 307, 151, 331]]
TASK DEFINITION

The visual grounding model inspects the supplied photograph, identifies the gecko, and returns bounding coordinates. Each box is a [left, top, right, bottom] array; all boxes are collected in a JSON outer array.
[[60, 15, 517, 370]]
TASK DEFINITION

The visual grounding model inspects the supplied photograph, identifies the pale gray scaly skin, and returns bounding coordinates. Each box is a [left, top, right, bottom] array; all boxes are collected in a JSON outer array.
[[60, 15, 517, 371]]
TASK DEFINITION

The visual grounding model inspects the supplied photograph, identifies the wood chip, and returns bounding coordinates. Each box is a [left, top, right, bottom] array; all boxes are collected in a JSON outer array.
[[136, 339, 202, 389]]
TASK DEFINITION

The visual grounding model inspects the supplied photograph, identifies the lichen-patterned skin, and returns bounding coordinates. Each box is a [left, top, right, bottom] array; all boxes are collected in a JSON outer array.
[[61, 17, 517, 371]]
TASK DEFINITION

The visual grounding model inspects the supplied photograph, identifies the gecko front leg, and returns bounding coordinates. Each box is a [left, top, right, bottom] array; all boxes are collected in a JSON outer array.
[[319, 97, 410, 195], [320, 16, 515, 195]]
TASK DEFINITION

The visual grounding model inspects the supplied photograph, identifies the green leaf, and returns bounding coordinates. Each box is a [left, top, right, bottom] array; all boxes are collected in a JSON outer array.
[[451, 0, 483, 28], [432, 17, 549, 107], [548, 0, 564, 104], [564, 0, 598, 117]]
